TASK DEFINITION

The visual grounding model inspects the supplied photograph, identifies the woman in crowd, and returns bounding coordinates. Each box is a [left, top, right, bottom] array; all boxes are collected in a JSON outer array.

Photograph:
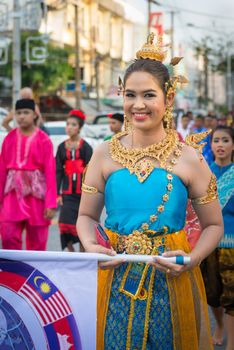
[[56, 109, 92, 251], [77, 34, 223, 349], [201, 125, 234, 350]]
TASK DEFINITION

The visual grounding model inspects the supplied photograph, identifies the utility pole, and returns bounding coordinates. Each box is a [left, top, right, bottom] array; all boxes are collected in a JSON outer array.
[[12, 0, 21, 107], [226, 41, 232, 111], [170, 11, 175, 58], [148, 0, 151, 35], [74, 3, 81, 109], [147, 0, 161, 35], [95, 53, 100, 112]]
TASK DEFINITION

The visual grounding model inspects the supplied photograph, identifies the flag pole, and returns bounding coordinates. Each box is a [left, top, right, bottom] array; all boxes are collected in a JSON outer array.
[[0, 250, 190, 265]]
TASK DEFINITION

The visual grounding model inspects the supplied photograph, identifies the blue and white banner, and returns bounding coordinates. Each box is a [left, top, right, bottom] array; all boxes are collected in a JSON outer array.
[[0, 250, 97, 350]]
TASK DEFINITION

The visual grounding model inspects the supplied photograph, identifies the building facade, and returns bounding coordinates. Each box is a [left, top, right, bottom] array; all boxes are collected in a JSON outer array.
[[43, 0, 146, 98]]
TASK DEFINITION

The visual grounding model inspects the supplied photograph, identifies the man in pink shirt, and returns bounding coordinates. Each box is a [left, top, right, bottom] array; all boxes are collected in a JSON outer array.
[[0, 99, 57, 250]]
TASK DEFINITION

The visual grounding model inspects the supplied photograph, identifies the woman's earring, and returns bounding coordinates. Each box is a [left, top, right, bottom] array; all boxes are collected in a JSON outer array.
[[124, 114, 132, 132], [163, 106, 173, 129]]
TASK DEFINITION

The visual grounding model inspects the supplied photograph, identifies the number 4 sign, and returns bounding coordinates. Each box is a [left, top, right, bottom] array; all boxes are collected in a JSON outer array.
[[149, 12, 164, 35]]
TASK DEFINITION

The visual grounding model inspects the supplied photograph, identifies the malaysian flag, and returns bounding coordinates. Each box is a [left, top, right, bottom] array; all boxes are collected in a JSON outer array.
[[0, 252, 97, 349], [18, 269, 72, 326]]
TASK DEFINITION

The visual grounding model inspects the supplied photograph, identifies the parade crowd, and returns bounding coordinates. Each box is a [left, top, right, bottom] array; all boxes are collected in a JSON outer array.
[[0, 34, 233, 350]]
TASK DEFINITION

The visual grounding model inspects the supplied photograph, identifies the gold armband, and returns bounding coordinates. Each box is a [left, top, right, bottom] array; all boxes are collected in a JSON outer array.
[[81, 183, 98, 194], [192, 174, 218, 205]]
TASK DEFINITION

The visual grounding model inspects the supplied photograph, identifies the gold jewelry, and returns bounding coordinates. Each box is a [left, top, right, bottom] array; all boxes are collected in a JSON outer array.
[[117, 33, 189, 103], [109, 131, 184, 233], [163, 106, 173, 129], [117, 230, 170, 255], [166, 268, 170, 274], [192, 174, 218, 205], [81, 165, 99, 194], [123, 114, 131, 132], [109, 129, 182, 182], [118, 76, 124, 96], [185, 129, 212, 160], [81, 183, 98, 194], [136, 32, 167, 62]]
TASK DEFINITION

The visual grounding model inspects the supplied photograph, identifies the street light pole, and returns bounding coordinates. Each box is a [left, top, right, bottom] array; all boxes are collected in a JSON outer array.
[[12, 0, 21, 107]]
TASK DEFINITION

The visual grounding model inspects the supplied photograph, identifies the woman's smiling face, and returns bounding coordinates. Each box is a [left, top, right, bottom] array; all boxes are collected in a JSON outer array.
[[123, 71, 172, 132]]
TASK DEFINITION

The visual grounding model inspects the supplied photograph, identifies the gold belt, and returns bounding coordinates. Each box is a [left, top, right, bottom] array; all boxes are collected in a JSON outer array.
[[116, 228, 168, 255]]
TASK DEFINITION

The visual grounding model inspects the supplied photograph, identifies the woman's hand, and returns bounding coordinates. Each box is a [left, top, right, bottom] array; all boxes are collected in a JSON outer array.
[[57, 196, 63, 206], [84, 242, 125, 270], [149, 249, 199, 277], [44, 208, 56, 219]]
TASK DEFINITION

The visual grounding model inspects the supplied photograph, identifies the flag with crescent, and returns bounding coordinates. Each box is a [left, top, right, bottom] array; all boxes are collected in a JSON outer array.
[[0, 253, 97, 350]]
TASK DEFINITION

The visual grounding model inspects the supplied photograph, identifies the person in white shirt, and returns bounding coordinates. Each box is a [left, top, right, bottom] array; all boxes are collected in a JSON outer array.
[[177, 113, 190, 140]]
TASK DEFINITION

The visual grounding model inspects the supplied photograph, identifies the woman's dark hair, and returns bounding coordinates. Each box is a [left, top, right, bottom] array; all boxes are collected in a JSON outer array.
[[67, 115, 84, 129], [211, 125, 234, 142], [123, 59, 170, 98]]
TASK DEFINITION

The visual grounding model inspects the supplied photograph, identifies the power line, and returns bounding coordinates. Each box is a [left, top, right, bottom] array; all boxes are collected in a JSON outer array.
[[157, 2, 234, 21]]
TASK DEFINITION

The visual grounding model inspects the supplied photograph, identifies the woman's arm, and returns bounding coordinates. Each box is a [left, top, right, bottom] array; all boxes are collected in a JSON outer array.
[[77, 144, 113, 250], [2, 110, 14, 132], [152, 147, 223, 275], [185, 148, 223, 263]]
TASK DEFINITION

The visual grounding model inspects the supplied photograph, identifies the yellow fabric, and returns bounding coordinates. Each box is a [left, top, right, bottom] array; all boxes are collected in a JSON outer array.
[[97, 230, 213, 350], [166, 230, 213, 349], [97, 230, 118, 350]]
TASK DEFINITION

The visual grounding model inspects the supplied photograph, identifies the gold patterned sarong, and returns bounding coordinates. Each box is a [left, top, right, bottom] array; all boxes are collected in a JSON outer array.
[[97, 229, 213, 350]]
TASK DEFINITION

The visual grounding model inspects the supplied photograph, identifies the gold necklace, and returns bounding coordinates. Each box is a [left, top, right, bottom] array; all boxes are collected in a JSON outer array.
[[110, 129, 183, 182]]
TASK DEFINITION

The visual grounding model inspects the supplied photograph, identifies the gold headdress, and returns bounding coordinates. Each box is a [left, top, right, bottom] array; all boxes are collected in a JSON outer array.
[[119, 32, 189, 130], [136, 33, 167, 62]]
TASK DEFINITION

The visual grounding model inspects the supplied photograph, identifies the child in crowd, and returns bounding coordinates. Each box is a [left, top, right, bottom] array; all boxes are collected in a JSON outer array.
[[0, 99, 56, 250], [56, 110, 92, 252], [104, 113, 124, 140], [201, 126, 234, 349], [176, 113, 190, 140]]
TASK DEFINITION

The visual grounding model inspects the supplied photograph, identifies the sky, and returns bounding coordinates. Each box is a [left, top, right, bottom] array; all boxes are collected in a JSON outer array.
[[126, 0, 234, 45], [123, 0, 234, 108]]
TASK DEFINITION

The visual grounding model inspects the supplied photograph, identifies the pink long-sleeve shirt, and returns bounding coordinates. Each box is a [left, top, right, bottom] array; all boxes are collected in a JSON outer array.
[[0, 128, 57, 225]]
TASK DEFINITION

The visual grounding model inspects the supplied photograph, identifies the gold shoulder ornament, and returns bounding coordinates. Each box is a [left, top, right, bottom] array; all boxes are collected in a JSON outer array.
[[81, 183, 98, 194], [81, 166, 99, 194], [192, 174, 218, 205], [185, 130, 211, 160]]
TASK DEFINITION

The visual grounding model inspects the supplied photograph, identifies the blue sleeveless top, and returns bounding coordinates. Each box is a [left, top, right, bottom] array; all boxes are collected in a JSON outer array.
[[104, 168, 188, 235]]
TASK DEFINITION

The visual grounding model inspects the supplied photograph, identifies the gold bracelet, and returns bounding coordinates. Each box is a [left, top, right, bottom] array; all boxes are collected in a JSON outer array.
[[192, 174, 218, 205], [81, 183, 98, 194]]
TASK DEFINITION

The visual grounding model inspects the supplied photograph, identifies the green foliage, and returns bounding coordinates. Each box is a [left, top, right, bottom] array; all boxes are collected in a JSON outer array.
[[0, 31, 74, 94]]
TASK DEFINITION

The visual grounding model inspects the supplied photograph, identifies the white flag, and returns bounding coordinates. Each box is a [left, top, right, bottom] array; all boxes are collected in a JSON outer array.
[[0, 250, 97, 350]]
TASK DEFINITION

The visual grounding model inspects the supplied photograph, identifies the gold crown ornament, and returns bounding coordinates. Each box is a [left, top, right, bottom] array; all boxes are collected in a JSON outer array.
[[118, 33, 189, 101], [136, 32, 167, 62]]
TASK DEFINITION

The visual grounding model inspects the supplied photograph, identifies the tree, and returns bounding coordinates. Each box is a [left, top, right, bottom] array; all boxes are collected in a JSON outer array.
[[0, 31, 74, 95], [193, 37, 214, 107]]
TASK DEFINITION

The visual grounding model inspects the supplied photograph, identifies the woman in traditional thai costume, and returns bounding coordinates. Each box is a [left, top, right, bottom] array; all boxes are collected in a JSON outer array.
[[77, 34, 223, 350], [201, 126, 234, 349], [56, 110, 92, 251]]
